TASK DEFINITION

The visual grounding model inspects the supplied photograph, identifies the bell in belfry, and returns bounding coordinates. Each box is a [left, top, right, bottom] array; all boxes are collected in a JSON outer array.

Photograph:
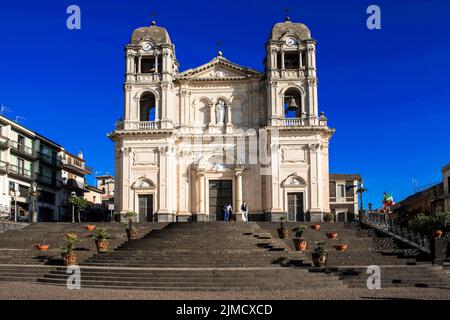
[[287, 97, 299, 112]]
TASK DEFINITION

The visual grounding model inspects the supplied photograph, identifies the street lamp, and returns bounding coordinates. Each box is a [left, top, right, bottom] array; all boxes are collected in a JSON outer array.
[[9, 183, 20, 222], [28, 182, 38, 223], [71, 191, 76, 224]]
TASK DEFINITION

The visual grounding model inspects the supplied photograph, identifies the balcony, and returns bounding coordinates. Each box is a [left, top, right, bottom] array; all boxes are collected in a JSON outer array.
[[8, 164, 33, 181], [281, 118, 305, 127], [35, 173, 61, 188], [115, 121, 160, 131], [62, 159, 92, 175], [275, 115, 328, 128], [38, 152, 63, 168], [0, 135, 9, 149], [64, 178, 86, 192], [0, 160, 8, 174], [9, 140, 36, 159]]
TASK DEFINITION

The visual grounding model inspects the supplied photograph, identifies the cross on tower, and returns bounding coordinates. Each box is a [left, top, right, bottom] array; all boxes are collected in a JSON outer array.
[[150, 11, 157, 25], [216, 41, 224, 57]]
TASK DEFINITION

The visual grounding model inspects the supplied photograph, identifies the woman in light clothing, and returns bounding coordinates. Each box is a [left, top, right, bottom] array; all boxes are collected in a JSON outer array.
[[241, 201, 248, 222]]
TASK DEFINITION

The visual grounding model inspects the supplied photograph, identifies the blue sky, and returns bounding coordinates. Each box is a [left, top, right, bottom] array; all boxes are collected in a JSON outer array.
[[0, 0, 449, 208]]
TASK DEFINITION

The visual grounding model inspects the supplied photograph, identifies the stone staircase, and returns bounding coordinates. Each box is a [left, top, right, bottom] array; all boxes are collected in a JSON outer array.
[[36, 222, 346, 290], [259, 222, 450, 288], [0, 222, 166, 265], [1, 221, 449, 291]]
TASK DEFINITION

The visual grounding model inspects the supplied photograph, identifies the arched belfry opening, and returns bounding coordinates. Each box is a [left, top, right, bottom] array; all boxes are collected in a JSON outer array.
[[140, 92, 156, 121], [284, 88, 302, 118]]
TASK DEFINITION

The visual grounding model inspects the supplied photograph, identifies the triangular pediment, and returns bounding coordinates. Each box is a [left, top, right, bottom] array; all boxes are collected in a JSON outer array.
[[177, 56, 261, 81]]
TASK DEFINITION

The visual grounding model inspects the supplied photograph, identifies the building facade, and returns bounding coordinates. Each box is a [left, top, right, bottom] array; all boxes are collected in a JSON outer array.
[[110, 18, 336, 222], [0, 115, 92, 222], [393, 163, 450, 217], [329, 174, 361, 221]]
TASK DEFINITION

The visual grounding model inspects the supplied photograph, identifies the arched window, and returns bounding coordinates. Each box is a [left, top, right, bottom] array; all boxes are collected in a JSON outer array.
[[140, 92, 156, 121], [284, 88, 302, 118]]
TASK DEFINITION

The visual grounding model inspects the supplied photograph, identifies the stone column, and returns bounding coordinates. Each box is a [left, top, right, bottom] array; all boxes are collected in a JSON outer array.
[[209, 103, 216, 125], [235, 170, 243, 221], [226, 104, 233, 133], [308, 143, 323, 222], [199, 172, 205, 215]]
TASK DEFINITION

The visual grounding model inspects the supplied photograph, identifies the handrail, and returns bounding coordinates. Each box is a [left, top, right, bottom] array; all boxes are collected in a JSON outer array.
[[360, 211, 431, 253]]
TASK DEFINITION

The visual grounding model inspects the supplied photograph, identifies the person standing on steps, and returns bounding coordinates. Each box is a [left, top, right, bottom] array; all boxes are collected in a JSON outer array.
[[226, 204, 233, 221], [241, 201, 248, 222], [222, 204, 229, 221]]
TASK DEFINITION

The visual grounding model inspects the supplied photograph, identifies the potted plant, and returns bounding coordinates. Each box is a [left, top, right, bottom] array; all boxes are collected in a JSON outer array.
[[334, 244, 349, 252], [311, 241, 328, 267], [33, 242, 49, 251], [324, 212, 335, 223], [326, 232, 338, 239], [123, 211, 138, 240], [292, 225, 308, 251], [293, 225, 308, 238], [310, 224, 321, 231], [84, 224, 96, 231], [93, 228, 110, 252], [61, 233, 80, 266], [277, 216, 289, 239]]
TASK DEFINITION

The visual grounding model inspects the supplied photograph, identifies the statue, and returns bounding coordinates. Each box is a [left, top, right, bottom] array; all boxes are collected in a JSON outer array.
[[215, 101, 226, 124]]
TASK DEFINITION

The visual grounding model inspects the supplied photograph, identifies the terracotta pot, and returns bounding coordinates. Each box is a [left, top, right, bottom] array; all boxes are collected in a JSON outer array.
[[277, 227, 289, 239], [62, 252, 77, 266], [433, 230, 443, 238], [310, 224, 321, 231], [311, 252, 328, 267], [126, 228, 138, 240], [293, 238, 307, 251], [334, 244, 348, 252], [34, 244, 49, 251], [85, 225, 96, 231], [95, 240, 109, 252], [326, 232, 338, 239]]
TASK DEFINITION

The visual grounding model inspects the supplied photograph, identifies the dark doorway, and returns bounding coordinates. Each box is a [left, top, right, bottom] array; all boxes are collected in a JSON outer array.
[[138, 195, 154, 222], [287, 192, 305, 222], [209, 180, 232, 221]]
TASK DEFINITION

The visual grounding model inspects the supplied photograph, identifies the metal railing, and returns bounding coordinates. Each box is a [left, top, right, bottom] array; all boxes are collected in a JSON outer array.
[[0, 160, 8, 173], [8, 164, 33, 179], [9, 140, 34, 157], [37, 152, 63, 167], [360, 211, 431, 252]]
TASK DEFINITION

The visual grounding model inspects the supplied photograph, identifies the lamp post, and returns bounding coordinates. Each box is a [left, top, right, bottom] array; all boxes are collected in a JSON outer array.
[[29, 182, 38, 223], [10, 183, 20, 222], [71, 191, 76, 224]]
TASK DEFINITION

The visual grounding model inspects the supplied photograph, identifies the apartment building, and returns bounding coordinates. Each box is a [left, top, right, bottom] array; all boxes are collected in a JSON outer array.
[[0, 115, 92, 221]]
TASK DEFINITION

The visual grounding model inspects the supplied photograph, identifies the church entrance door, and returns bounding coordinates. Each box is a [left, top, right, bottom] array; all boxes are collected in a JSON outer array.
[[208, 180, 233, 221], [138, 194, 154, 222], [287, 192, 305, 222]]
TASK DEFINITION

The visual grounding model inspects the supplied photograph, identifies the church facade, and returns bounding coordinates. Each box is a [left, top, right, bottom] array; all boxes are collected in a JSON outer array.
[[109, 18, 336, 222]]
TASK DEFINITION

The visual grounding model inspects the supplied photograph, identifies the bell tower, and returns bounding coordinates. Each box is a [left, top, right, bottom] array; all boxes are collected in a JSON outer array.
[[265, 17, 319, 127], [123, 20, 178, 129]]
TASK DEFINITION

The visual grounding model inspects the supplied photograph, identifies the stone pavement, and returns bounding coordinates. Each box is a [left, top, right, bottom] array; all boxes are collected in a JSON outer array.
[[1, 281, 450, 300]]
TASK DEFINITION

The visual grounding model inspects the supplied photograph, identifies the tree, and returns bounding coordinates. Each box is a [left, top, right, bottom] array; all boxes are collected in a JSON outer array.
[[68, 196, 90, 223]]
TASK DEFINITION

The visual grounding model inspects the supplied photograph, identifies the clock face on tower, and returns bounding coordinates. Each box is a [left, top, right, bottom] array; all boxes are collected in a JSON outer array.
[[285, 37, 297, 47], [142, 42, 153, 52]]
